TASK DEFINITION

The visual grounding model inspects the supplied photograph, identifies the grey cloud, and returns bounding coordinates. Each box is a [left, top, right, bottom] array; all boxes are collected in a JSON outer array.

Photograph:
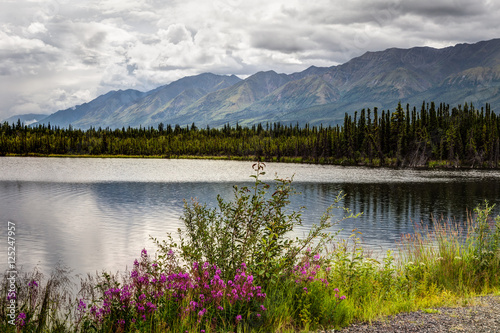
[[251, 32, 305, 54], [298, 0, 401, 26], [162, 24, 193, 44], [126, 64, 137, 75], [0, 66, 13, 76], [85, 31, 107, 48], [398, 0, 493, 18]]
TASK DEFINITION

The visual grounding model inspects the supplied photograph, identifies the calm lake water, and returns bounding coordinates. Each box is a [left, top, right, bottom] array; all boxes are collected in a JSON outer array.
[[1, 157, 500, 276]]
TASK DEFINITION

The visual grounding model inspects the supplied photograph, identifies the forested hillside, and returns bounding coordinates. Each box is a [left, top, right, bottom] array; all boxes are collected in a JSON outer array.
[[1, 102, 499, 168]]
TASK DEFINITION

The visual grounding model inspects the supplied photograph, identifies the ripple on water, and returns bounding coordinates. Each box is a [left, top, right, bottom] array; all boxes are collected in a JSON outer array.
[[1, 158, 500, 275]]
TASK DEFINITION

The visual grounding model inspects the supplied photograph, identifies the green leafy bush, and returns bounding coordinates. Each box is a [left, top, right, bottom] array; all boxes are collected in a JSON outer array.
[[154, 162, 358, 287]]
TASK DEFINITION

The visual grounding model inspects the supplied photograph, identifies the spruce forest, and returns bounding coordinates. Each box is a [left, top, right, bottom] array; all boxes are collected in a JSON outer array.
[[1, 101, 500, 168]]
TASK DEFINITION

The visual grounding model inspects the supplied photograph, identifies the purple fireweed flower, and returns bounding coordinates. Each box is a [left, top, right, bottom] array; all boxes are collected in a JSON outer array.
[[303, 287, 308, 293], [17, 312, 27, 328], [260, 305, 267, 311], [28, 280, 38, 288], [133, 259, 139, 266], [241, 262, 246, 269], [146, 302, 157, 313], [217, 305, 223, 311], [141, 248, 147, 257], [313, 253, 321, 261], [138, 276, 149, 285], [340, 295, 347, 300], [235, 314, 242, 323], [78, 299, 87, 312], [257, 313, 261, 317]]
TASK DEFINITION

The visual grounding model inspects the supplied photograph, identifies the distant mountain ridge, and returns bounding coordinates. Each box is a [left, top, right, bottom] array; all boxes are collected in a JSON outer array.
[[9, 38, 500, 129], [2, 113, 48, 125]]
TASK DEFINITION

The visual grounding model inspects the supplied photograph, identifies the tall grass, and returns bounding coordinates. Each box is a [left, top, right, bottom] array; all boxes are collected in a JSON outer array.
[[399, 203, 500, 295], [2, 165, 500, 332]]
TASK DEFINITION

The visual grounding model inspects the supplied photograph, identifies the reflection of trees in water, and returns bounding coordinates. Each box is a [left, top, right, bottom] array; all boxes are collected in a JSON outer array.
[[291, 181, 500, 249], [343, 182, 500, 224], [2, 179, 500, 274]]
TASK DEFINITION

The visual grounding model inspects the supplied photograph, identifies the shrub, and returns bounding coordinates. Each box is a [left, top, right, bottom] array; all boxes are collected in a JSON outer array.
[[154, 162, 358, 287]]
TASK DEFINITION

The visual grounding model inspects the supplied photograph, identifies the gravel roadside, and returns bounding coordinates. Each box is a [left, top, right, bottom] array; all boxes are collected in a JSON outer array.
[[321, 295, 500, 333]]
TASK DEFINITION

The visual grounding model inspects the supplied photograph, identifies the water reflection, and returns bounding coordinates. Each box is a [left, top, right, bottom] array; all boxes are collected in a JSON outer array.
[[1, 158, 500, 276]]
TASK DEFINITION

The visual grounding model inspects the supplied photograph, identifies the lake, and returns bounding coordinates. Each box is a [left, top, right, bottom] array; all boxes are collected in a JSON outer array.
[[1, 157, 500, 276]]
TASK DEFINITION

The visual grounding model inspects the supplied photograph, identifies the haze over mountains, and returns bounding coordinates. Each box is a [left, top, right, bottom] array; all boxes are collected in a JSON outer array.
[[6, 38, 500, 129]]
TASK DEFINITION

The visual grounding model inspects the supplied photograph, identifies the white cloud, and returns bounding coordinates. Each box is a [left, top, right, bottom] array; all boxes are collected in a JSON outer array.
[[26, 22, 48, 35]]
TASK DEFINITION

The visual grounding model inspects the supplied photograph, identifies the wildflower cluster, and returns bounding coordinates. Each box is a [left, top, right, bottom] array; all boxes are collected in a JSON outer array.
[[289, 251, 346, 328], [82, 249, 267, 330], [16, 312, 27, 329], [293, 252, 331, 289]]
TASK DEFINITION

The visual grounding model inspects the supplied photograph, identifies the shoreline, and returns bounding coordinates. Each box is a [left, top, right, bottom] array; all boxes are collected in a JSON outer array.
[[2, 153, 500, 170], [338, 294, 500, 333]]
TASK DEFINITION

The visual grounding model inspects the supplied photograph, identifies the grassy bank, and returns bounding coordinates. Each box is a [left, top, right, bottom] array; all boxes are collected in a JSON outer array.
[[2, 164, 499, 332]]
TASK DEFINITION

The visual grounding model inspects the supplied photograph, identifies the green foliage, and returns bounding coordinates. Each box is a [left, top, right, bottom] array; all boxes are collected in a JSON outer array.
[[2, 101, 500, 169], [398, 202, 500, 294], [155, 163, 357, 287], [471, 202, 500, 287]]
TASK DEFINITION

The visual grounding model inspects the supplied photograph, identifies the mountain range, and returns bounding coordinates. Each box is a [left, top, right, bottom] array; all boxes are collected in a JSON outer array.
[[6, 38, 500, 129]]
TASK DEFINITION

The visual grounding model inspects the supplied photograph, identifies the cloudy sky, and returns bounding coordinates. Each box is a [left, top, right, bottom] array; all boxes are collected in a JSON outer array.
[[0, 0, 498, 120]]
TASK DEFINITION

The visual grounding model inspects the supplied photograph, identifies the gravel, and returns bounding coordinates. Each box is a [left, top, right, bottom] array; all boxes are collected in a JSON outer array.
[[319, 295, 500, 333]]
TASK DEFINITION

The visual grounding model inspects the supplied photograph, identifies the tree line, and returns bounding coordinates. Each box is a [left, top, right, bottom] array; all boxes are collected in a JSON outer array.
[[1, 101, 499, 168]]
